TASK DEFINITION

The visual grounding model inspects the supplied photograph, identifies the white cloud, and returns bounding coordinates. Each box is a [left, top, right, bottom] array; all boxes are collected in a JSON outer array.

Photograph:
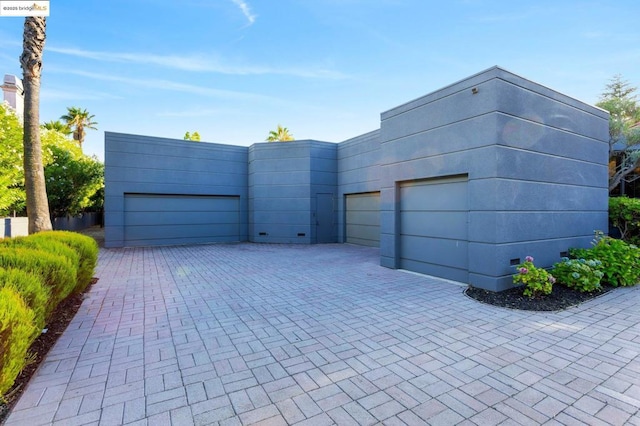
[[46, 46, 347, 79], [49, 68, 281, 103], [231, 0, 256, 26]]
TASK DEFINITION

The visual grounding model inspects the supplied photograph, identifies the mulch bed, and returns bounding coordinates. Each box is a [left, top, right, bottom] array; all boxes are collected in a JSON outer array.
[[0, 278, 97, 424], [465, 283, 613, 311]]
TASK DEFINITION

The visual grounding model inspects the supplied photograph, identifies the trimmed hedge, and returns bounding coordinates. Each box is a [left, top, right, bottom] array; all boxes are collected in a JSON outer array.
[[26, 231, 98, 292], [0, 230, 99, 400], [0, 247, 76, 315], [0, 287, 39, 397], [0, 268, 49, 330]]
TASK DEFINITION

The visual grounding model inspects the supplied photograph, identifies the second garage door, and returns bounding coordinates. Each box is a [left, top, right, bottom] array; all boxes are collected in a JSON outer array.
[[345, 192, 380, 247], [399, 176, 468, 282], [124, 194, 240, 247]]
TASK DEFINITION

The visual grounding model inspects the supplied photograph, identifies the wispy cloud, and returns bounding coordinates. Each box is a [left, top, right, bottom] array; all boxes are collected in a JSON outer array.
[[46, 46, 347, 79], [40, 88, 123, 101], [231, 0, 256, 26], [49, 68, 280, 102]]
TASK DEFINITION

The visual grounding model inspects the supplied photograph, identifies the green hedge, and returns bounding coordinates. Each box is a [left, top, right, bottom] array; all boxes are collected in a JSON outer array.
[[0, 247, 76, 315], [0, 268, 49, 330], [0, 287, 39, 397], [27, 231, 98, 292], [0, 230, 99, 400]]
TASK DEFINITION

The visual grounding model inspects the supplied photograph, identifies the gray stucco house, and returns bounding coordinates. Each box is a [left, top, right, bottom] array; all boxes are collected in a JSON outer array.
[[105, 66, 610, 291]]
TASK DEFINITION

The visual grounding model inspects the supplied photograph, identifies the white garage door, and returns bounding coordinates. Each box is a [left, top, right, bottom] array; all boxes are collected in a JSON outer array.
[[399, 176, 468, 282], [345, 192, 380, 247], [124, 194, 240, 246]]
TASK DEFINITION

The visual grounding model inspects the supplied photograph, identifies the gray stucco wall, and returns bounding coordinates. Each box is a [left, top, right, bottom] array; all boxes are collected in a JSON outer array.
[[104, 132, 248, 247], [337, 130, 381, 243], [248, 141, 337, 244], [379, 66, 609, 291]]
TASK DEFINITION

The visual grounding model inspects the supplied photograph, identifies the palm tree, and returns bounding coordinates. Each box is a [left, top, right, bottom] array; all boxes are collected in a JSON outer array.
[[60, 106, 98, 150], [266, 124, 294, 142], [41, 119, 71, 136], [20, 17, 52, 233]]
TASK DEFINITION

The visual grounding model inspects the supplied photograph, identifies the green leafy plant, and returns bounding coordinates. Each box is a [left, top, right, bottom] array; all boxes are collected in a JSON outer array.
[[513, 256, 555, 298], [570, 231, 640, 287], [552, 257, 604, 293], [609, 197, 640, 245]]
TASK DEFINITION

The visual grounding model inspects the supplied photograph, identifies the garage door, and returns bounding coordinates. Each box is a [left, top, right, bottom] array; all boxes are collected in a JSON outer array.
[[399, 176, 468, 282], [345, 192, 380, 247], [124, 194, 240, 246]]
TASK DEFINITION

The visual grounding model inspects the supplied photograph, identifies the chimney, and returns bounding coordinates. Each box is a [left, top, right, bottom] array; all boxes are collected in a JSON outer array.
[[2, 74, 24, 125]]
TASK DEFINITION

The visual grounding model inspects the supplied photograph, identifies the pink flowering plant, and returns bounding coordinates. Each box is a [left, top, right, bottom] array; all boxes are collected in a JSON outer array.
[[513, 256, 555, 298]]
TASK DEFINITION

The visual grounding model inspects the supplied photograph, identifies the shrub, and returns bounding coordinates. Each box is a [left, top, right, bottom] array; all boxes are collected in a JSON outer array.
[[0, 268, 49, 330], [0, 236, 80, 282], [0, 286, 39, 398], [24, 231, 98, 292], [513, 256, 556, 298], [0, 247, 76, 316], [609, 197, 640, 245], [552, 257, 604, 293], [570, 231, 640, 287]]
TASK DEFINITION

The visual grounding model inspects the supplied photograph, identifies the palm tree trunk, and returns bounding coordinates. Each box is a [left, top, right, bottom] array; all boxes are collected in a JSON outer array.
[[20, 17, 52, 233]]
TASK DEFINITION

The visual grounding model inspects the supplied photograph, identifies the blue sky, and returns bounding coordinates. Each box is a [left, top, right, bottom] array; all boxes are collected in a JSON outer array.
[[0, 0, 638, 160]]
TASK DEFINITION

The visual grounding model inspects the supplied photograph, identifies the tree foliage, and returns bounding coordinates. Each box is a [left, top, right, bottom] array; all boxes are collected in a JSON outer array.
[[596, 75, 640, 193], [60, 106, 97, 150], [41, 120, 71, 135], [0, 103, 26, 215], [0, 107, 104, 218], [266, 124, 294, 142], [183, 131, 201, 141]]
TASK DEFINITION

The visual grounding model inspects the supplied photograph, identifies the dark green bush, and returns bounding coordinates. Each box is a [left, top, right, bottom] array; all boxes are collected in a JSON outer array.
[[24, 231, 98, 292], [0, 286, 39, 397], [570, 232, 640, 287], [0, 268, 49, 330], [609, 196, 640, 245], [0, 247, 76, 316]]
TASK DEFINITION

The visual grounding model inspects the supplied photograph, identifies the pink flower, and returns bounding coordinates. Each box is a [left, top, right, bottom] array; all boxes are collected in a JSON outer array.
[[548, 275, 556, 284], [525, 256, 534, 263], [519, 267, 528, 274]]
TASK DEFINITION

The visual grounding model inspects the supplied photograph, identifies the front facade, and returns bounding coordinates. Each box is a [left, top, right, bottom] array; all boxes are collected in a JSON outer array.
[[105, 67, 610, 291]]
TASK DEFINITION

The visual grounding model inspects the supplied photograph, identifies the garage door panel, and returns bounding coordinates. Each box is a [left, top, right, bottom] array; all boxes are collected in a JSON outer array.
[[346, 193, 380, 210], [125, 211, 239, 226], [125, 195, 238, 212], [124, 194, 240, 246], [125, 224, 239, 240], [345, 192, 380, 247], [400, 235, 468, 269], [346, 224, 379, 246], [400, 211, 467, 240], [346, 210, 379, 226], [399, 177, 468, 283]]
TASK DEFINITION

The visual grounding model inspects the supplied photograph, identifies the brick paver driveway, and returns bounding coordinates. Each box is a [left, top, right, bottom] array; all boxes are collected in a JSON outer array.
[[6, 243, 640, 425]]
